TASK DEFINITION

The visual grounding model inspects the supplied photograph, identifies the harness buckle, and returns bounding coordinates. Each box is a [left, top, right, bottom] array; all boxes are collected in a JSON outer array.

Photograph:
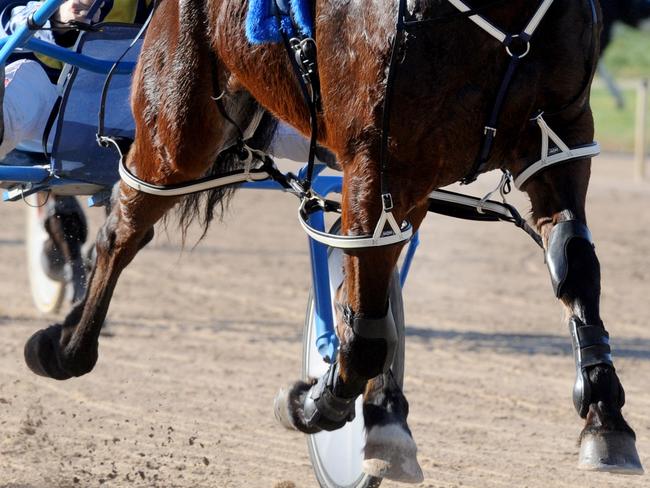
[[382, 193, 394, 211], [484, 126, 498, 136], [290, 38, 317, 76]]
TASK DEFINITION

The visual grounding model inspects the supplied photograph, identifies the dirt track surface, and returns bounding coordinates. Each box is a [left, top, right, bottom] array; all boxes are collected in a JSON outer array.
[[0, 154, 649, 488]]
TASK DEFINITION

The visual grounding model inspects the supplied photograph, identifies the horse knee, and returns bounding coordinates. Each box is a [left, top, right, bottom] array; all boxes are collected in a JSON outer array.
[[95, 204, 151, 251], [340, 304, 398, 380], [95, 213, 119, 257], [138, 227, 155, 251]]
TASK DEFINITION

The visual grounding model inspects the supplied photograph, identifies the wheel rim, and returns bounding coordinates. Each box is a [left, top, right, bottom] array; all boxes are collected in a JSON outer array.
[[25, 198, 65, 314], [303, 245, 371, 488]]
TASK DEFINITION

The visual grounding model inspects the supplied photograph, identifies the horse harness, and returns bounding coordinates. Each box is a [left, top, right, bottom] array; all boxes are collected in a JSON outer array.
[[113, 0, 601, 251]]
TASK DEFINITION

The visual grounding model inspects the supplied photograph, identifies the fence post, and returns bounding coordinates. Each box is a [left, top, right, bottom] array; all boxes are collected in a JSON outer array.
[[635, 79, 648, 181]]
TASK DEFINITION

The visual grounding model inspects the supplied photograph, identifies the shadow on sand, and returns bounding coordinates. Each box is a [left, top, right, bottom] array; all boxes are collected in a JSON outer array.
[[406, 325, 650, 360]]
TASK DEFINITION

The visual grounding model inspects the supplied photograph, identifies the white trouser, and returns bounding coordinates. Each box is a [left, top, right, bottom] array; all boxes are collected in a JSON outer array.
[[0, 59, 59, 159]]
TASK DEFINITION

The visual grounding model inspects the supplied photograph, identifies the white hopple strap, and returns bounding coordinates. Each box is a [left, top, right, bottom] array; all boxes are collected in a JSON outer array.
[[298, 198, 413, 249], [514, 115, 600, 189], [447, 0, 555, 44], [108, 137, 272, 197]]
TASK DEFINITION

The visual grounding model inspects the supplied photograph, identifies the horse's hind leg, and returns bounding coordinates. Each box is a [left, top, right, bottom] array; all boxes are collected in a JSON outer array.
[[362, 373, 422, 482], [523, 155, 642, 473], [42, 196, 88, 303], [360, 222, 424, 483], [23, 0, 224, 380]]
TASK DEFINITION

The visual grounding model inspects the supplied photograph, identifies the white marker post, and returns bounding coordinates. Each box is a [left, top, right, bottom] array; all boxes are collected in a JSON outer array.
[[635, 79, 648, 181]]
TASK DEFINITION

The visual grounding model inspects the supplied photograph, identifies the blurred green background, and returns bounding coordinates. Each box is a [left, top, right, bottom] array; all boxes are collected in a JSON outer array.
[[593, 25, 650, 153]]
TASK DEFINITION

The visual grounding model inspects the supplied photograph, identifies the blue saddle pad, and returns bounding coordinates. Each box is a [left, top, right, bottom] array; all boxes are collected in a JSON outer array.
[[246, 0, 313, 44], [51, 23, 142, 189]]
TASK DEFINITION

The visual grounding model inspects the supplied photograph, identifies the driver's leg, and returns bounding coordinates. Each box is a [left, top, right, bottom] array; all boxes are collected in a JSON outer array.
[[0, 59, 58, 158]]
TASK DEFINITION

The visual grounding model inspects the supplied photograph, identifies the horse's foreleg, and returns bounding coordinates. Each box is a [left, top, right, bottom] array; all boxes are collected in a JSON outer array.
[[24, 188, 175, 379], [24, 0, 223, 380], [362, 372, 423, 482], [360, 203, 428, 483], [524, 157, 643, 474], [275, 226, 403, 434], [275, 161, 427, 481]]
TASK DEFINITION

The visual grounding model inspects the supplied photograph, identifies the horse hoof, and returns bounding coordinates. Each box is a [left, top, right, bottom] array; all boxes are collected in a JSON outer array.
[[274, 386, 298, 431], [273, 381, 321, 434], [363, 424, 424, 483], [24, 325, 72, 380], [579, 431, 644, 475]]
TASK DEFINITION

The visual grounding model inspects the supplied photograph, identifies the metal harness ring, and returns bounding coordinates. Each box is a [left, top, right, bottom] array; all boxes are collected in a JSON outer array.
[[505, 34, 531, 58]]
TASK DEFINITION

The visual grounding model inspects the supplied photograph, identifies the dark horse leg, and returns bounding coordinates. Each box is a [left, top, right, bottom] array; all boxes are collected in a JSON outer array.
[[42, 196, 89, 303], [523, 154, 642, 474], [275, 151, 428, 482], [360, 203, 429, 481], [23, 0, 224, 380]]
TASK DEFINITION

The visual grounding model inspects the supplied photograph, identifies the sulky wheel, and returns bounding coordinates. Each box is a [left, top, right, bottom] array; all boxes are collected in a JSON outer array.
[[302, 219, 405, 488], [25, 196, 65, 314]]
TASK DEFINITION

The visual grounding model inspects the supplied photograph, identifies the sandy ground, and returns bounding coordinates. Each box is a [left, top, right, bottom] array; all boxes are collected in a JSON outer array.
[[0, 154, 649, 488]]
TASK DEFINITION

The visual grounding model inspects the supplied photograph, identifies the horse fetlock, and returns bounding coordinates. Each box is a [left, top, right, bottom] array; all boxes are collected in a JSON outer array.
[[302, 362, 357, 431], [24, 324, 97, 380], [340, 304, 397, 379], [275, 363, 357, 434], [569, 317, 623, 418], [546, 219, 594, 298], [24, 324, 73, 380], [568, 318, 640, 473]]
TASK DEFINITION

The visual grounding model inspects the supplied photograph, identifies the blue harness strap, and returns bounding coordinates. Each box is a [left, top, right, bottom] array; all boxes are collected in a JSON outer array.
[[246, 0, 313, 44]]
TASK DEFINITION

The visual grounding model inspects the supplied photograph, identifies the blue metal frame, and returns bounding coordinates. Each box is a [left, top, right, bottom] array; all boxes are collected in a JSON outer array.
[[244, 169, 420, 362], [0, 0, 136, 73], [0, 0, 139, 185], [0, 0, 422, 363], [0, 165, 49, 184]]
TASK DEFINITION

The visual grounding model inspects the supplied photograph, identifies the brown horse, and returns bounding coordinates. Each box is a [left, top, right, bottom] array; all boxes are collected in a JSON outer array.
[[22, 0, 642, 482]]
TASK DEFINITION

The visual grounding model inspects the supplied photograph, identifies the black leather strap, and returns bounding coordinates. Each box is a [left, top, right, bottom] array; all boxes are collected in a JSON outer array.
[[546, 219, 593, 298], [272, 0, 321, 194], [41, 96, 62, 159], [569, 317, 613, 417], [462, 55, 521, 184], [303, 362, 356, 431]]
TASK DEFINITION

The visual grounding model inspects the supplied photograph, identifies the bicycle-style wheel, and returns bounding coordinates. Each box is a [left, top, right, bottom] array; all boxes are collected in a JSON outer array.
[[25, 197, 65, 314], [303, 220, 405, 488]]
